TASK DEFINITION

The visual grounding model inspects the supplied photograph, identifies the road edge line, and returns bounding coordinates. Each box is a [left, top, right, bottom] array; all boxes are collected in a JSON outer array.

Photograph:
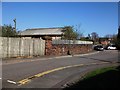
[[7, 80, 17, 84]]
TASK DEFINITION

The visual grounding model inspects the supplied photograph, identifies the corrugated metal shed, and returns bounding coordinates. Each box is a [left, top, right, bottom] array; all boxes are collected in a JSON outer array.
[[19, 27, 65, 36]]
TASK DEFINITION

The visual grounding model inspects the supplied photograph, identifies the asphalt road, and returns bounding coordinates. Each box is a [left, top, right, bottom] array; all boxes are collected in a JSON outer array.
[[2, 50, 119, 88]]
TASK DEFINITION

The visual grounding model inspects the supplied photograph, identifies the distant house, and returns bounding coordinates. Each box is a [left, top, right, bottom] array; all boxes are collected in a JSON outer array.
[[100, 40, 110, 45], [18, 27, 66, 40], [99, 38, 110, 45]]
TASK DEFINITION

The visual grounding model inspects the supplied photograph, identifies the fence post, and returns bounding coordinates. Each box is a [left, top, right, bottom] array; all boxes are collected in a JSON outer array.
[[7, 37, 9, 58], [29, 40, 30, 56], [33, 38, 35, 56], [19, 38, 21, 57]]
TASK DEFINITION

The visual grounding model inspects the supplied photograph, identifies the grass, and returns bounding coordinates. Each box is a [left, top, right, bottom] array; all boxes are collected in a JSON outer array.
[[84, 66, 118, 79], [64, 66, 120, 89]]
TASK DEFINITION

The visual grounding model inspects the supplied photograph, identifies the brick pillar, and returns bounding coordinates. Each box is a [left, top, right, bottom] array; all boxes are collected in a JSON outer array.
[[45, 40, 52, 55]]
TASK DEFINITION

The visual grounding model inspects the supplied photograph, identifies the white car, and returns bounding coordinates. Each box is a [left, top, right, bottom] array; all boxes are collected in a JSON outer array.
[[107, 45, 117, 50]]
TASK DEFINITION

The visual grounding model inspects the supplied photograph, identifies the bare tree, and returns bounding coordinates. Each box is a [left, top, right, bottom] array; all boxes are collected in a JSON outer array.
[[104, 34, 113, 39], [91, 32, 99, 42], [104, 34, 117, 44], [74, 24, 84, 39]]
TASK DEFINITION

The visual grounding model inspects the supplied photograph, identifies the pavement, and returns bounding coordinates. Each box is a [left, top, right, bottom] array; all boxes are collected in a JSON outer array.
[[2, 51, 99, 65]]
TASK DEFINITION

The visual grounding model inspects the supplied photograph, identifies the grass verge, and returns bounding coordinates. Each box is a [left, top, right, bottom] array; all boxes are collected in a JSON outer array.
[[63, 66, 120, 89]]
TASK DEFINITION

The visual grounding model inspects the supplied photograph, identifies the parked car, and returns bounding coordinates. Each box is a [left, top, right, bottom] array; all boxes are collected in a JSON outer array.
[[94, 45, 104, 51], [107, 45, 117, 50]]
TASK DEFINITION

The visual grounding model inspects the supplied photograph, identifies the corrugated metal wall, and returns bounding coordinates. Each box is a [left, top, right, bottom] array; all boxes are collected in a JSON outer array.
[[52, 40, 93, 44]]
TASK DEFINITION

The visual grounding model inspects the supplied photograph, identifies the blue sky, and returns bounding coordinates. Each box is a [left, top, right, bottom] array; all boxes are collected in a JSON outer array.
[[118, 2, 120, 26], [0, 2, 2, 25], [2, 2, 118, 37]]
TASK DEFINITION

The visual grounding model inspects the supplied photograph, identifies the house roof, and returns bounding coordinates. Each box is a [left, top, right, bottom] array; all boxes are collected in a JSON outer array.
[[18, 27, 65, 36]]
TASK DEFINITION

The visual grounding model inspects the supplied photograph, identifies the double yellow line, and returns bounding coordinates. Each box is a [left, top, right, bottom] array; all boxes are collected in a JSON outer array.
[[17, 62, 108, 86]]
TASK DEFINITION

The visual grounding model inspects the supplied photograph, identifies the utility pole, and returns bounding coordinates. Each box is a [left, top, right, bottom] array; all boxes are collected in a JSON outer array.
[[13, 18, 16, 32]]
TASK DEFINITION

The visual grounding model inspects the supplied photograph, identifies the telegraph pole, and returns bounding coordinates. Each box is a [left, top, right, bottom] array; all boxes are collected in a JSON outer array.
[[13, 18, 16, 32]]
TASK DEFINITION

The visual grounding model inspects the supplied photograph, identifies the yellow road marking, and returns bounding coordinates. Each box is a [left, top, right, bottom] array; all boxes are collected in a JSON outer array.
[[17, 62, 109, 86], [17, 64, 84, 86], [18, 79, 31, 85]]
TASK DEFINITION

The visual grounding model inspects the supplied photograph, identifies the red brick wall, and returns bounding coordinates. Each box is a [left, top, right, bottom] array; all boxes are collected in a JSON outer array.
[[45, 40, 93, 56]]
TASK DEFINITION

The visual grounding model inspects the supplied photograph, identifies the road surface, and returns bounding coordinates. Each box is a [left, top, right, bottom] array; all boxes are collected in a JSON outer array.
[[2, 50, 119, 88]]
